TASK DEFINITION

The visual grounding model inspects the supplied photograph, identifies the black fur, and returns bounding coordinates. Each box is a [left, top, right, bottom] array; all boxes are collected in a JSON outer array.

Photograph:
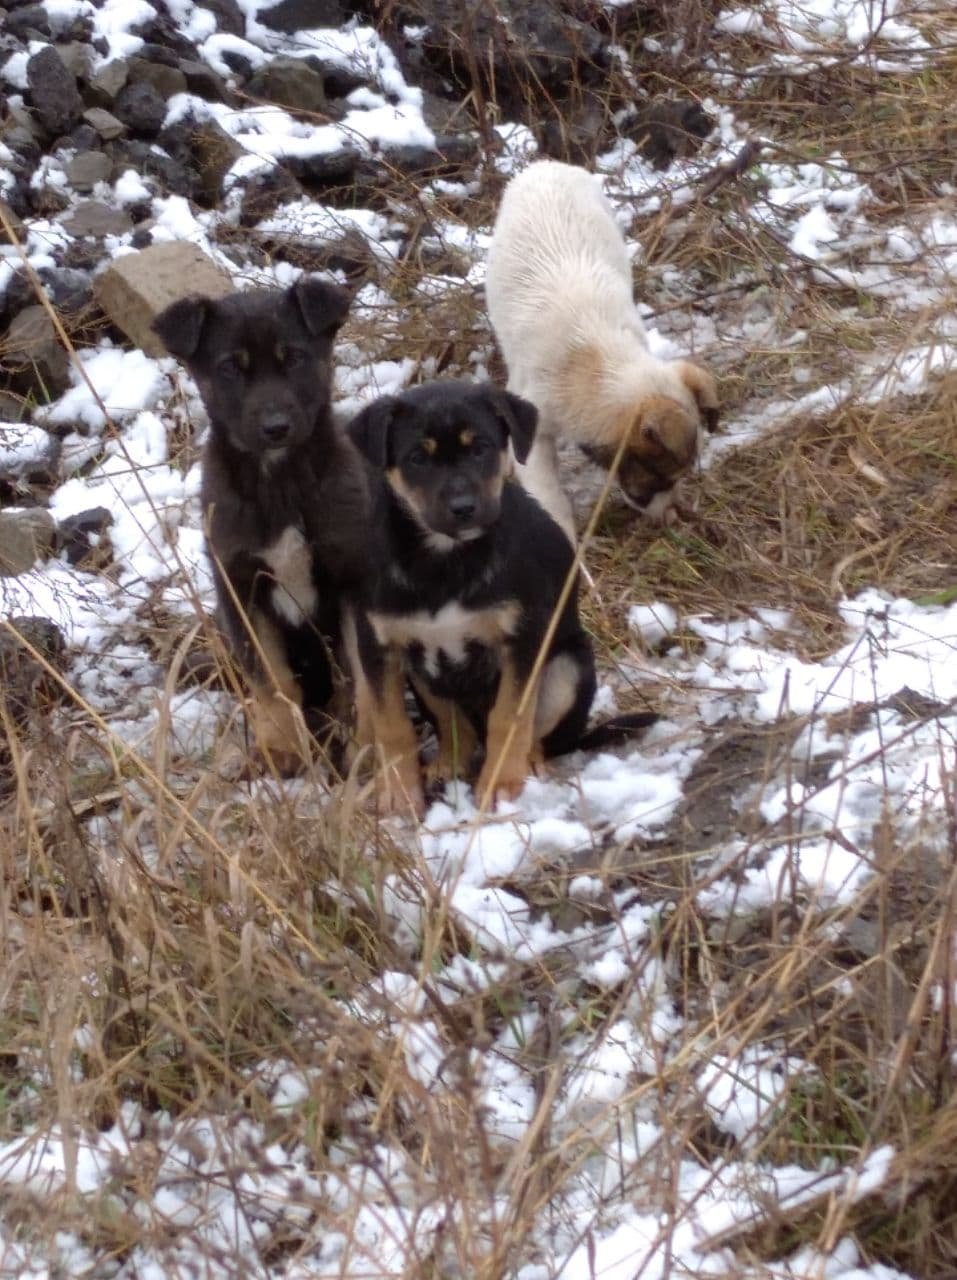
[[153, 281, 367, 738], [348, 380, 645, 788]]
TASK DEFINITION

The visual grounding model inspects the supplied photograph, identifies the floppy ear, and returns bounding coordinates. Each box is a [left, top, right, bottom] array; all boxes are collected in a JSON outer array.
[[485, 388, 538, 464], [151, 295, 212, 360], [348, 396, 398, 468], [291, 277, 351, 338], [675, 360, 719, 433]]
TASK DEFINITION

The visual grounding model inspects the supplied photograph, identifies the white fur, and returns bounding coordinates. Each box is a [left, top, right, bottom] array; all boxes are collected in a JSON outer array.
[[485, 160, 698, 534], [261, 526, 318, 628]]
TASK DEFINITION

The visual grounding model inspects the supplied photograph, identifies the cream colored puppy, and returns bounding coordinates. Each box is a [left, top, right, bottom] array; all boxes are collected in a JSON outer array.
[[485, 159, 718, 536]]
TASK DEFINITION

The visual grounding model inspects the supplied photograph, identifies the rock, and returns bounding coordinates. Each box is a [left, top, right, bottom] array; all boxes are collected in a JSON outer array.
[[0, 615, 67, 791], [26, 45, 83, 136], [178, 58, 231, 103], [113, 81, 166, 137], [88, 58, 129, 105], [83, 107, 127, 141], [128, 56, 188, 100], [2, 306, 71, 400], [236, 164, 304, 226], [108, 139, 198, 200], [65, 123, 99, 152], [56, 506, 113, 568], [246, 57, 327, 116], [196, 0, 245, 37], [65, 150, 113, 193], [285, 145, 361, 188], [5, 5, 52, 39], [0, 424, 60, 485], [93, 242, 234, 357], [626, 100, 715, 170], [0, 199, 25, 245], [219, 46, 257, 78], [56, 41, 96, 84], [256, 0, 344, 31], [40, 267, 95, 314], [0, 509, 57, 576], [540, 91, 609, 164], [59, 200, 135, 239], [160, 118, 245, 206]]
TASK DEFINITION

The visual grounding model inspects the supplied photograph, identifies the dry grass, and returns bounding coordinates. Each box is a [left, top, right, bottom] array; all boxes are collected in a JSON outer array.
[[3, 1, 957, 1276]]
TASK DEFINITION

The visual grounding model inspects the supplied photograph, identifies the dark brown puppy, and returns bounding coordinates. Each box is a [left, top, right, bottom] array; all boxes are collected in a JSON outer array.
[[346, 379, 655, 817], [153, 279, 368, 771]]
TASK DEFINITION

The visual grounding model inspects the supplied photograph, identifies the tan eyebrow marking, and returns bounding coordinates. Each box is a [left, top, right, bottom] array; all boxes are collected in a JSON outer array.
[[459, 428, 475, 447], [274, 343, 286, 363], [422, 437, 438, 455], [237, 349, 250, 370]]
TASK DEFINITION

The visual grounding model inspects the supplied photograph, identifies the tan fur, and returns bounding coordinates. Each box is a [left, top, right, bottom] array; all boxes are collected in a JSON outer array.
[[476, 654, 540, 805], [412, 678, 479, 785], [351, 641, 424, 817], [245, 611, 312, 772]]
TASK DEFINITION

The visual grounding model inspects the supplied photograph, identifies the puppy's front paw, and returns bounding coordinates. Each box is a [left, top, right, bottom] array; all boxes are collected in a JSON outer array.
[[370, 767, 426, 821], [475, 763, 529, 810]]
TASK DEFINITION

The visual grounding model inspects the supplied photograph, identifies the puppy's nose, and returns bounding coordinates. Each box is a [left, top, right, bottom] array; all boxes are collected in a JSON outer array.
[[447, 492, 478, 522], [261, 415, 291, 445]]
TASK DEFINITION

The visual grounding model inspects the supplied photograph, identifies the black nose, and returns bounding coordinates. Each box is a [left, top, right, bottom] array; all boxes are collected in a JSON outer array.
[[261, 416, 291, 445], [447, 492, 477, 522]]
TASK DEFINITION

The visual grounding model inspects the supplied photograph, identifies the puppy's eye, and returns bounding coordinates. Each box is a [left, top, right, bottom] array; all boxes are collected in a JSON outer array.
[[469, 437, 492, 457], [406, 446, 431, 468], [283, 348, 309, 369], [217, 354, 247, 378]]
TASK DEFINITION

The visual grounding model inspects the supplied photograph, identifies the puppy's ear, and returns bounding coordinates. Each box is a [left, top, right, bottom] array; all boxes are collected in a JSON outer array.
[[152, 295, 212, 360], [675, 360, 719, 433], [292, 277, 351, 338], [348, 397, 398, 468], [485, 388, 538, 464]]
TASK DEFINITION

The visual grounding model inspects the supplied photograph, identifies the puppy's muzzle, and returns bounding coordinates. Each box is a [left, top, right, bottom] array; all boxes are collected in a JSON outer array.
[[260, 413, 293, 446]]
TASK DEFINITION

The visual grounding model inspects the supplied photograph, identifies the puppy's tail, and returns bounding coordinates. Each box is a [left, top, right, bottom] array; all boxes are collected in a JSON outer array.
[[544, 711, 658, 759]]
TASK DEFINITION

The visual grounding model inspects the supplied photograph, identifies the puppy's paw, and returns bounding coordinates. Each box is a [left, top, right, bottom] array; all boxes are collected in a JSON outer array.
[[474, 764, 529, 810], [369, 770, 427, 821]]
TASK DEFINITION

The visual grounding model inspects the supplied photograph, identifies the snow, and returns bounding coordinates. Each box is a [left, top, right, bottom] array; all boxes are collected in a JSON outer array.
[[1, 0, 954, 1277]]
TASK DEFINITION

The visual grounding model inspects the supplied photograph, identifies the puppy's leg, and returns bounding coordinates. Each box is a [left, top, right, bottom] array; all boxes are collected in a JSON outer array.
[[537, 638, 596, 758], [514, 425, 576, 546], [246, 612, 313, 774], [412, 679, 479, 786], [350, 622, 424, 817], [475, 651, 540, 807]]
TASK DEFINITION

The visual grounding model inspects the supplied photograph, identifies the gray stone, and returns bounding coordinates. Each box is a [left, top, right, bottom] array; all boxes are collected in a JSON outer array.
[[0, 199, 25, 246], [190, 120, 246, 204], [246, 56, 326, 116], [57, 506, 113, 567], [196, 0, 244, 35], [4, 5, 52, 39], [59, 200, 134, 239], [83, 107, 127, 141], [113, 81, 167, 137], [88, 58, 129, 105], [65, 150, 112, 193], [256, 0, 343, 32], [128, 56, 188, 100], [2, 306, 71, 399], [26, 45, 83, 136], [0, 509, 57, 576], [56, 41, 95, 84], [178, 58, 231, 103], [93, 242, 234, 357]]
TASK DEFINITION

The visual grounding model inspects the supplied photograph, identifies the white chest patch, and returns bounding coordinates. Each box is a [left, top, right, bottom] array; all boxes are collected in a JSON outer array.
[[261, 526, 318, 628], [370, 601, 520, 678]]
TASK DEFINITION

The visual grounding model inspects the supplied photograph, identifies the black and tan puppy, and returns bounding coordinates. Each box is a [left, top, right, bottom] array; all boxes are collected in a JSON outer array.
[[153, 279, 368, 771], [346, 379, 647, 817]]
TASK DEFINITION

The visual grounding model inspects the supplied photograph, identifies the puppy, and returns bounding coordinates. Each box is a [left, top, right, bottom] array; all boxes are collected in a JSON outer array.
[[346, 379, 601, 817], [153, 279, 368, 772], [485, 159, 719, 534]]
